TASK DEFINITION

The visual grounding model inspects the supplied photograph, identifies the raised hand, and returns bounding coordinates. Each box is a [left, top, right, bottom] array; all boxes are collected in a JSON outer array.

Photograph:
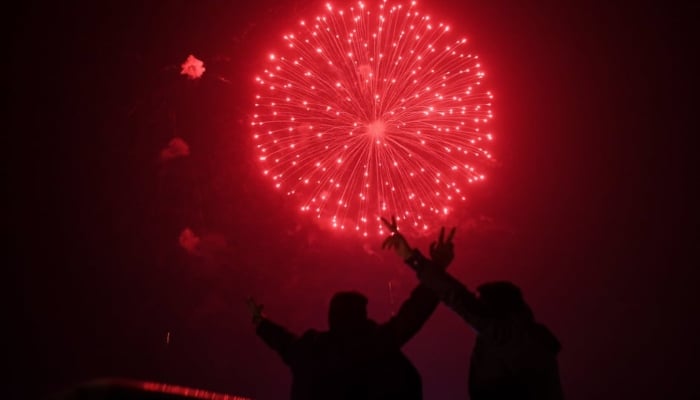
[[429, 227, 456, 270], [381, 216, 413, 260]]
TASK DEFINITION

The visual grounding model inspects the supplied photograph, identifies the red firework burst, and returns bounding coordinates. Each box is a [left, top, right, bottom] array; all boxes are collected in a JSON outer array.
[[252, 0, 494, 238]]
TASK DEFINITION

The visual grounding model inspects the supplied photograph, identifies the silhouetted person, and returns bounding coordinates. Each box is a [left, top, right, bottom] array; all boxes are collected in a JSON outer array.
[[382, 216, 564, 400], [247, 230, 454, 400]]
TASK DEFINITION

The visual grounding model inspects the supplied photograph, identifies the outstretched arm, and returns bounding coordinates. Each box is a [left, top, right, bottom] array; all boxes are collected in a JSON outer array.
[[247, 297, 298, 364], [378, 218, 447, 347], [380, 257, 441, 347], [409, 259, 489, 333], [381, 218, 490, 333]]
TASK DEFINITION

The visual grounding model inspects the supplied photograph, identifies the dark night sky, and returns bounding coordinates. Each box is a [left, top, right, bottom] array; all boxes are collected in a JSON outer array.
[[9, 1, 699, 399]]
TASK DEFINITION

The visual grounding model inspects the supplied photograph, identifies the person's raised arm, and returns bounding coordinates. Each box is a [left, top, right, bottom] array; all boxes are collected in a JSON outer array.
[[377, 217, 445, 347], [247, 297, 298, 363], [413, 259, 490, 332], [383, 219, 490, 333]]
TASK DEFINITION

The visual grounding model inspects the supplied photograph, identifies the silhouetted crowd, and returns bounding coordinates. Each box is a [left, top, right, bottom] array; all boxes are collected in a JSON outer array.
[[248, 217, 563, 400]]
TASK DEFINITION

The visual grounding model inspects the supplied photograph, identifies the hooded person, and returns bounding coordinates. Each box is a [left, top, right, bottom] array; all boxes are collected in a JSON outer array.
[[382, 217, 564, 400]]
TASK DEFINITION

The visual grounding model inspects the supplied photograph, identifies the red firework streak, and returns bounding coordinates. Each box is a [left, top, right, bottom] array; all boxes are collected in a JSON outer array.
[[252, 1, 494, 238]]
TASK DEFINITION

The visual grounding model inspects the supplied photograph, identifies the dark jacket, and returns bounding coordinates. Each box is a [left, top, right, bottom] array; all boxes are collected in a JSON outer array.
[[407, 251, 564, 400], [256, 284, 440, 400]]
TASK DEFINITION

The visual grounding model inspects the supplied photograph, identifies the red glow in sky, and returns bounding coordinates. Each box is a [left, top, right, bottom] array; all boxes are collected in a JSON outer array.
[[252, 0, 494, 238]]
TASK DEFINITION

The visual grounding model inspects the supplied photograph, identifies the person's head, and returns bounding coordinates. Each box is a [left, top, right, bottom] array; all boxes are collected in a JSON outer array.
[[328, 291, 369, 332], [477, 281, 532, 318]]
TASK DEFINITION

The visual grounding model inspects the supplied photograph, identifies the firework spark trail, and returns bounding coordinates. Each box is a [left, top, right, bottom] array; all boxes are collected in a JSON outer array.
[[252, 0, 494, 238]]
